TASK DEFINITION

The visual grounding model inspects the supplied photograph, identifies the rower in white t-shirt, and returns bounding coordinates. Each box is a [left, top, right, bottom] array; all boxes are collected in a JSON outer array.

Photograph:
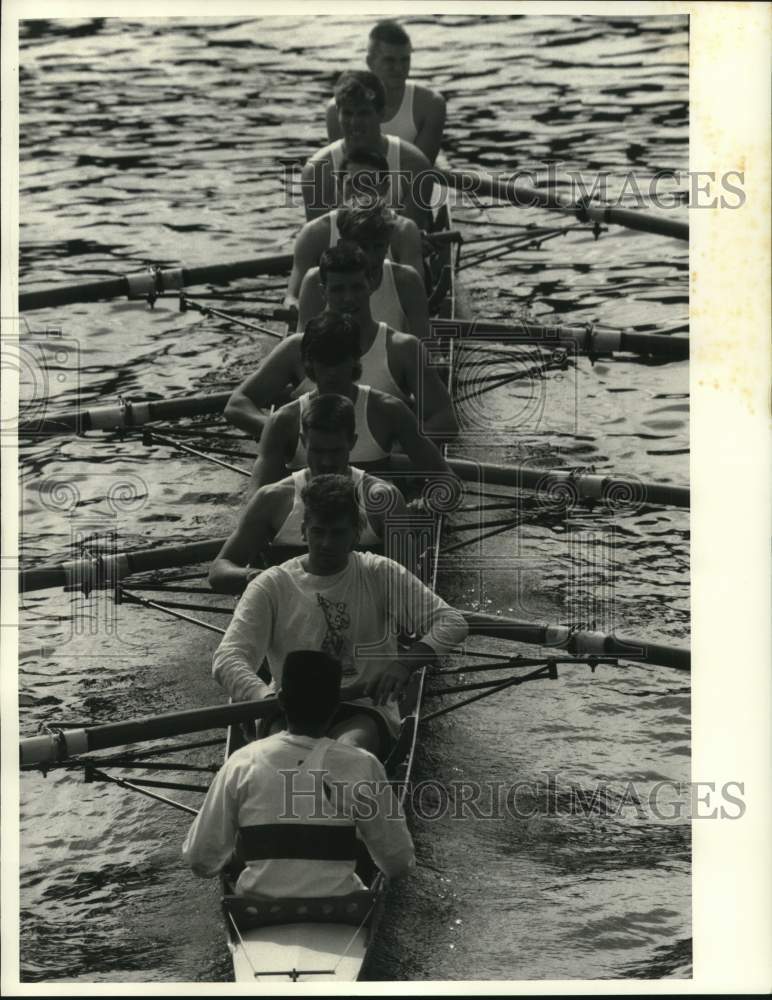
[[213, 474, 468, 754], [184, 650, 415, 898]]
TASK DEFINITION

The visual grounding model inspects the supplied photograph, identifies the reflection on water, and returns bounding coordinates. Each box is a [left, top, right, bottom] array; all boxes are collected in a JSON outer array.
[[18, 13, 689, 982]]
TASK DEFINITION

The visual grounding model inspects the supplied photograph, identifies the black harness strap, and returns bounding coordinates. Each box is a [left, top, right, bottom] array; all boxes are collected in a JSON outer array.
[[237, 823, 358, 862]]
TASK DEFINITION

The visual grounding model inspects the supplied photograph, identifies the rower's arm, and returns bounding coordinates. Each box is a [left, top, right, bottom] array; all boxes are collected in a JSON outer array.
[[400, 337, 459, 438], [250, 409, 293, 492], [387, 396, 453, 476], [366, 558, 469, 705], [212, 579, 275, 702], [413, 90, 446, 165], [224, 336, 301, 440], [208, 491, 277, 595], [396, 265, 430, 340], [396, 218, 425, 281], [297, 269, 327, 332], [325, 99, 342, 142], [349, 757, 415, 879], [401, 145, 434, 231], [366, 479, 416, 573], [286, 223, 322, 313], [182, 764, 238, 878], [302, 158, 333, 222]]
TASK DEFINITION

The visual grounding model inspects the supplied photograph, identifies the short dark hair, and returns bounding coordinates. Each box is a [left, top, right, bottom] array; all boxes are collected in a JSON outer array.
[[301, 393, 356, 440], [338, 203, 395, 245], [369, 19, 411, 48], [301, 311, 361, 378], [334, 70, 386, 114], [301, 473, 362, 530], [318, 241, 369, 285], [281, 650, 342, 726]]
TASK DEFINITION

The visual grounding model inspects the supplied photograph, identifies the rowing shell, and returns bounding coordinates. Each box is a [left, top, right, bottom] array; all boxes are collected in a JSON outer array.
[[218, 181, 462, 983]]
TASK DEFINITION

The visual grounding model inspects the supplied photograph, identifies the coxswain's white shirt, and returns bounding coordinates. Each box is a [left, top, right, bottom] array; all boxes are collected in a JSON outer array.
[[182, 733, 415, 897], [212, 550, 468, 732]]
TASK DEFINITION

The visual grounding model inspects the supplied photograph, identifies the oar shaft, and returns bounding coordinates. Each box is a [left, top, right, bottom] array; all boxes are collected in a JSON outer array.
[[21, 684, 367, 767], [19, 252, 294, 312], [18, 390, 233, 435], [384, 454, 690, 508], [463, 611, 690, 671], [432, 318, 689, 360], [442, 169, 689, 242]]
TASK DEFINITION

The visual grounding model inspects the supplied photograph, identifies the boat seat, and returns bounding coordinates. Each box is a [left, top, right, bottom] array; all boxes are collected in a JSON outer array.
[[222, 890, 377, 928]]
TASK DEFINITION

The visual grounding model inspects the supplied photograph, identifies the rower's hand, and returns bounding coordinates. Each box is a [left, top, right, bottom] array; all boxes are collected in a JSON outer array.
[[366, 661, 411, 706]]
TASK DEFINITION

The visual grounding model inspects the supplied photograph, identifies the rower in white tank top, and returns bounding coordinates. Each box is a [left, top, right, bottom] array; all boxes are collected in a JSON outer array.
[[330, 136, 404, 210], [273, 467, 380, 546], [359, 322, 411, 405], [381, 83, 418, 144], [328, 210, 407, 332], [289, 386, 389, 469]]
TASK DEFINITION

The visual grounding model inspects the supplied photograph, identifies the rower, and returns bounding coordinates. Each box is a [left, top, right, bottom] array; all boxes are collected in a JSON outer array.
[[250, 311, 452, 493], [225, 244, 458, 440], [296, 201, 429, 339], [212, 474, 469, 754], [183, 650, 415, 899], [325, 19, 447, 165], [208, 393, 407, 595], [303, 69, 433, 229], [286, 151, 425, 318]]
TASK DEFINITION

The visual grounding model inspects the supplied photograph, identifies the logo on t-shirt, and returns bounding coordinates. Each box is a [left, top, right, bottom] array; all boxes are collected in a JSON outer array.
[[316, 593, 356, 675]]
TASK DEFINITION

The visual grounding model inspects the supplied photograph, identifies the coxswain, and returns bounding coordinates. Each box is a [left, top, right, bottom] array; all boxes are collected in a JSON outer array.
[[225, 243, 458, 440], [208, 393, 407, 595], [250, 311, 453, 493], [295, 202, 428, 338], [286, 151, 425, 318], [325, 19, 446, 165], [303, 70, 433, 229], [183, 649, 415, 897], [212, 475, 469, 754]]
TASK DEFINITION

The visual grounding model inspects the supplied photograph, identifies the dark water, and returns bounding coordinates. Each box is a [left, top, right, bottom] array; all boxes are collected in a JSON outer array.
[[17, 14, 690, 982]]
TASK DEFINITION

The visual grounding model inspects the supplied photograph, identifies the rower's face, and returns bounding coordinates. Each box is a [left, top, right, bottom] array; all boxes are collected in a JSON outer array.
[[336, 99, 382, 147], [368, 42, 411, 89], [303, 512, 358, 572], [303, 428, 354, 477], [322, 268, 372, 317]]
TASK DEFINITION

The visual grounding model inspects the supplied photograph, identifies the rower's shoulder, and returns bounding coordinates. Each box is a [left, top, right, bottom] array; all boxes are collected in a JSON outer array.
[[396, 136, 432, 169], [306, 138, 343, 165], [297, 214, 330, 242], [390, 260, 426, 291], [412, 82, 446, 112]]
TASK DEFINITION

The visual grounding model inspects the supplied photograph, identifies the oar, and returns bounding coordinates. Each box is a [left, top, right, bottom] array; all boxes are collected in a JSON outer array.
[[18, 251, 295, 312], [441, 168, 689, 242], [430, 318, 688, 361], [384, 454, 690, 509], [20, 683, 367, 768], [18, 232, 466, 314], [17, 389, 235, 435], [19, 312, 686, 437], [19, 538, 308, 593], [462, 611, 689, 672]]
